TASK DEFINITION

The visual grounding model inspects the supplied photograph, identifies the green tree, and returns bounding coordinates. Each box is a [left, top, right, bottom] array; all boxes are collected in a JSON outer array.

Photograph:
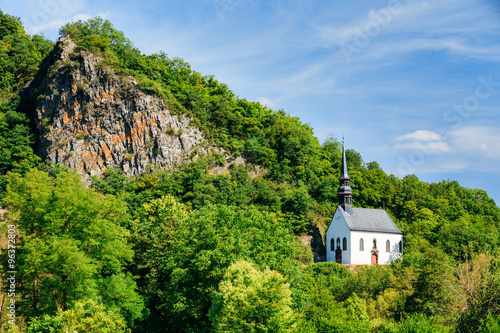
[[209, 260, 298, 332], [299, 263, 371, 332], [0, 11, 51, 184], [133, 196, 309, 332], [26, 299, 130, 333], [446, 253, 500, 332], [3, 169, 144, 326]]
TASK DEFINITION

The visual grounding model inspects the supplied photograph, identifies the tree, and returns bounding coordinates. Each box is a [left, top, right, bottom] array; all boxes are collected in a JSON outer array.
[[345, 149, 363, 171], [209, 260, 298, 332], [444, 253, 500, 332], [0, 11, 51, 183], [133, 196, 309, 332], [26, 299, 130, 333], [3, 169, 144, 326], [0, 11, 48, 90], [321, 135, 342, 171], [299, 263, 371, 332]]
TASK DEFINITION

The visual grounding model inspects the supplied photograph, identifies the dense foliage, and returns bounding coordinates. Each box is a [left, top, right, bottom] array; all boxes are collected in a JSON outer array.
[[0, 15, 500, 333], [209, 260, 298, 332], [0, 11, 52, 188], [4, 169, 144, 328]]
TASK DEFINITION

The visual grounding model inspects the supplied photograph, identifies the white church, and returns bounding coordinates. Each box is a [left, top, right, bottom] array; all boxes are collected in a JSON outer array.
[[326, 141, 403, 265]]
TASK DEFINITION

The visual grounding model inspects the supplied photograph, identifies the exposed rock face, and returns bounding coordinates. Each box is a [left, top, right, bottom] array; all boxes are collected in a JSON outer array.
[[34, 37, 214, 182]]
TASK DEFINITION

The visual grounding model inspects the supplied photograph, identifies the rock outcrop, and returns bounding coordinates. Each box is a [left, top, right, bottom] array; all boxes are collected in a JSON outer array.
[[33, 37, 216, 182]]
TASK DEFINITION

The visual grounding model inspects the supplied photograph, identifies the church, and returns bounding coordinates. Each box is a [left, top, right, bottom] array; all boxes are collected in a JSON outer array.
[[325, 141, 403, 265]]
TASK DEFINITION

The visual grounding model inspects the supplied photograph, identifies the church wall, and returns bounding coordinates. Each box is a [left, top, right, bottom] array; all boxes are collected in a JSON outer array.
[[326, 208, 352, 264], [350, 231, 403, 265]]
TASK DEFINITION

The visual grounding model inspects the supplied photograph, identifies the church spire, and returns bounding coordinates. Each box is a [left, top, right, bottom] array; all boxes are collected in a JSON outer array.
[[339, 137, 349, 181], [338, 137, 352, 214]]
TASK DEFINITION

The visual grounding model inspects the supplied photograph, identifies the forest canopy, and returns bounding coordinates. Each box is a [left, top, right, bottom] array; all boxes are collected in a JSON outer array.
[[0, 14, 499, 333]]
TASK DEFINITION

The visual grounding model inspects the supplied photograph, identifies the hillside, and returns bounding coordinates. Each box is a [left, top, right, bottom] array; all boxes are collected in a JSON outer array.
[[30, 36, 217, 181], [1, 12, 500, 333]]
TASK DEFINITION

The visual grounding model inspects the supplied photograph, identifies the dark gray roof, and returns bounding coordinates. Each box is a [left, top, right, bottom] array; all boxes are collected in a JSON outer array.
[[339, 207, 402, 234], [339, 145, 350, 180]]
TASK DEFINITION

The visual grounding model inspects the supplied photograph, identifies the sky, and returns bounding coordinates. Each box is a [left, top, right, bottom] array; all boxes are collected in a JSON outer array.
[[2, 0, 500, 205]]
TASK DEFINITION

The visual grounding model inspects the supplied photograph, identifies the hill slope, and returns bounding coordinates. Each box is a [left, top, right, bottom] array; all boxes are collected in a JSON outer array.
[[31, 36, 211, 180], [1, 13, 500, 333]]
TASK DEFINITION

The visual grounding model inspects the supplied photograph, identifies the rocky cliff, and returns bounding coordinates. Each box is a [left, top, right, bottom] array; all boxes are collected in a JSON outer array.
[[32, 37, 219, 182]]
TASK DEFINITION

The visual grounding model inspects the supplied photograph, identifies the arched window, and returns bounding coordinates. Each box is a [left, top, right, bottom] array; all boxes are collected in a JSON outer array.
[[359, 238, 364, 251], [399, 241, 403, 253], [342, 237, 347, 251], [373, 239, 377, 249], [331, 238, 335, 251], [386, 240, 390, 252], [337, 238, 341, 249]]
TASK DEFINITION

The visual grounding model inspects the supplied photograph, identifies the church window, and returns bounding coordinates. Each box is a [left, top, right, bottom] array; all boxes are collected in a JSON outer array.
[[342, 237, 347, 251], [373, 239, 377, 249], [359, 238, 364, 251], [386, 240, 390, 252], [331, 238, 334, 251], [399, 241, 403, 253], [337, 238, 340, 249]]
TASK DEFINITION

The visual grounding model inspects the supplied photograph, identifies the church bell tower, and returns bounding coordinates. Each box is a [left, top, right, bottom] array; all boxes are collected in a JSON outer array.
[[338, 138, 352, 214]]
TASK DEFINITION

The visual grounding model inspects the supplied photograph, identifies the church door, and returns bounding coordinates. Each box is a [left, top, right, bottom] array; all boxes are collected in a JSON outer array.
[[371, 238, 379, 265], [335, 247, 342, 264]]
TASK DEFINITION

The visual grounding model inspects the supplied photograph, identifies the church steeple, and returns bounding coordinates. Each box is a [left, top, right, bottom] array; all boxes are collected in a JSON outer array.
[[338, 138, 352, 214]]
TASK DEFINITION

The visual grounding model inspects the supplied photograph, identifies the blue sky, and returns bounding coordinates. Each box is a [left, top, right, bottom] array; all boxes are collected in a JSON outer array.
[[2, 0, 500, 205]]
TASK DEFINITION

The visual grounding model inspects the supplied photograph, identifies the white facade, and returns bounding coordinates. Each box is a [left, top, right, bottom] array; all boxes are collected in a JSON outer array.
[[326, 208, 403, 265], [326, 209, 351, 263]]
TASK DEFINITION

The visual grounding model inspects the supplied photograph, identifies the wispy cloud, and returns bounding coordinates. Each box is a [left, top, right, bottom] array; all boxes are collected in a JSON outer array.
[[435, 161, 468, 171], [449, 126, 500, 159], [26, 13, 99, 35], [394, 141, 451, 154], [393, 130, 450, 154], [365, 37, 500, 62], [8, 0, 91, 38], [312, 0, 500, 63], [395, 130, 445, 142], [257, 97, 278, 108], [315, 0, 436, 46]]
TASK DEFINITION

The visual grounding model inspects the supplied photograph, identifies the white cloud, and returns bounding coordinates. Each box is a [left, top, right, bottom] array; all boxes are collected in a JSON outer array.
[[257, 97, 278, 108], [316, 0, 435, 47], [366, 37, 500, 62], [395, 130, 445, 142], [449, 126, 500, 159], [281, 64, 326, 86], [313, 0, 500, 63], [436, 162, 468, 171], [26, 13, 94, 35], [394, 141, 451, 154]]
